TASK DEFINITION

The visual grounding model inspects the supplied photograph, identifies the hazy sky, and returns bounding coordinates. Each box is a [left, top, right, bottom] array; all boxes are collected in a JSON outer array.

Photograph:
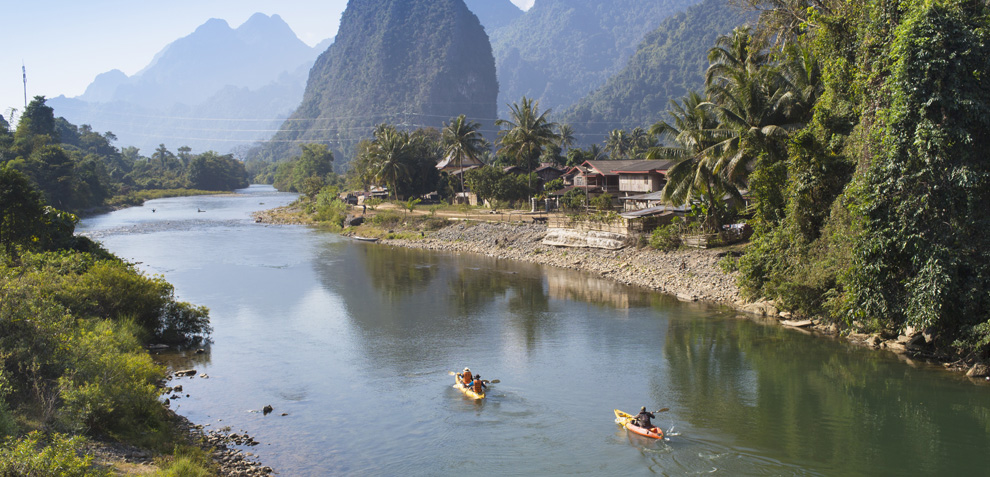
[[1, 0, 535, 122]]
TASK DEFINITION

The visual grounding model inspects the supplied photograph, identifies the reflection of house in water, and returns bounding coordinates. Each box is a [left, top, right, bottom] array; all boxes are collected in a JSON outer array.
[[545, 267, 647, 309]]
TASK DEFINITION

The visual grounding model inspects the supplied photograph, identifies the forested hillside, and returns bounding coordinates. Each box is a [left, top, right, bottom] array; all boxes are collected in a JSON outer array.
[[564, 0, 753, 142], [48, 13, 326, 155], [255, 0, 498, 163], [490, 0, 700, 115]]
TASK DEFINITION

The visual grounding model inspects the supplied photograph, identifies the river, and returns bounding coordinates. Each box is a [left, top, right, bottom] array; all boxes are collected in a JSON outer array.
[[77, 185, 990, 476]]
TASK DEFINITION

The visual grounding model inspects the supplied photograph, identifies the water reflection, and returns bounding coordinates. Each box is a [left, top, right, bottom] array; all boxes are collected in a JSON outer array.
[[663, 316, 990, 475]]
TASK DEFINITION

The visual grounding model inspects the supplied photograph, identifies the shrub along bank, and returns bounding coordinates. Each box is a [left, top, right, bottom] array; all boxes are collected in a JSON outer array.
[[0, 166, 215, 474]]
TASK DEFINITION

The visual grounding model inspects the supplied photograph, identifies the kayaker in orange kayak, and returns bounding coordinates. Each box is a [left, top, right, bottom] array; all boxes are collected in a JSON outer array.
[[632, 407, 655, 429]]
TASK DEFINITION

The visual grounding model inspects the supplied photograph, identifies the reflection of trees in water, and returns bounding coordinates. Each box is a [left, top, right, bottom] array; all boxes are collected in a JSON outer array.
[[663, 317, 990, 474], [358, 245, 442, 298]]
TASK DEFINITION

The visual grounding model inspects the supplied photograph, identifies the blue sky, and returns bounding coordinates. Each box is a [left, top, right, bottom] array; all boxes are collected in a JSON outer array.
[[1, 0, 534, 123]]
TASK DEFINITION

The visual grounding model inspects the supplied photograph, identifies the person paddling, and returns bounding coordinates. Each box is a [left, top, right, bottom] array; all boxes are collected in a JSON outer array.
[[633, 406, 655, 429], [471, 374, 487, 394], [458, 368, 473, 387]]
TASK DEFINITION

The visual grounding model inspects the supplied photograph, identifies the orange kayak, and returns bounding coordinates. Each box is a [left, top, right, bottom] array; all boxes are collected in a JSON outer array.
[[614, 409, 664, 439]]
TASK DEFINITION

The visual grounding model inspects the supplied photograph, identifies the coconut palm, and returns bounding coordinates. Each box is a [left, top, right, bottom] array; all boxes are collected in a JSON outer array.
[[649, 91, 740, 229], [604, 129, 631, 159], [496, 97, 559, 192], [441, 115, 487, 194], [556, 123, 575, 152], [701, 27, 797, 188], [365, 125, 416, 200]]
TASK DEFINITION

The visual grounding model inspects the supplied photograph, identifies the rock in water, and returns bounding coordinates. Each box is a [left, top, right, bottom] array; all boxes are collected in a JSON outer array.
[[966, 363, 990, 378], [259, 0, 499, 162], [263, 405, 274, 415]]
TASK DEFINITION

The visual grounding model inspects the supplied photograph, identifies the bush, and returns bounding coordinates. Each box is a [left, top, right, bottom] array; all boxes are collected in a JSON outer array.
[[649, 223, 682, 251], [421, 217, 450, 231], [18, 252, 211, 345], [313, 187, 348, 227], [0, 432, 107, 477], [370, 209, 403, 228]]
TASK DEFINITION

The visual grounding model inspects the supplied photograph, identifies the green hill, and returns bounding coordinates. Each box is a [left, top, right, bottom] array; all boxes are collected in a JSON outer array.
[[563, 0, 753, 143], [490, 0, 700, 115]]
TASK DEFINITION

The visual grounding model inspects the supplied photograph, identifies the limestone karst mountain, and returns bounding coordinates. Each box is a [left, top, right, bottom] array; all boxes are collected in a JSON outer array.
[[255, 0, 498, 163]]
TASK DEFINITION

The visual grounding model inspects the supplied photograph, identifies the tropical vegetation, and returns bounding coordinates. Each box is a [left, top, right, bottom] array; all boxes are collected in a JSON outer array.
[[0, 164, 215, 473], [646, 0, 990, 357]]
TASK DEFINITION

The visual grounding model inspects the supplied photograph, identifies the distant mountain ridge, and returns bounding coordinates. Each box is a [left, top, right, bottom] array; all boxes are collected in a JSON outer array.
[[563, 0, 754, 143], [255, 0, 498, 163], [489, 0, 702, 115], [48, 13, 329, 155], [464, 0, 524, 31]]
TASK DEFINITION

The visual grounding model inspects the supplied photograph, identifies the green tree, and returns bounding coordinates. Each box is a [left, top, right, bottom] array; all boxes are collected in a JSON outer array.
[[365, 125, 416, 200], [496, 97, 559, 193], [650, 91, 740, 230], [441, 115, 487, 194]]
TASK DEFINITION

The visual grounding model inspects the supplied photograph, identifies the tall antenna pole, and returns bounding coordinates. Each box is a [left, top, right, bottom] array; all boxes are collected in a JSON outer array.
[[22, 62, 27, 108]]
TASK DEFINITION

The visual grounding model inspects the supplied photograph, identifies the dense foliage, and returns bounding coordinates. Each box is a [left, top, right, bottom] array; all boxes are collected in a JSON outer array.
[[0, 97, 248, 214], [0, 168, 213, 472], [256, 0, 498, 163], [670, 0, 990, 356], [349, 124, 442, 200]]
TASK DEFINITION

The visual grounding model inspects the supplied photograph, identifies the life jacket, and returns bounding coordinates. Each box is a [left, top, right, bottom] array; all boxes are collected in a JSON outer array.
[[473, 379, 484, 394], [461, 371, 472, 386]]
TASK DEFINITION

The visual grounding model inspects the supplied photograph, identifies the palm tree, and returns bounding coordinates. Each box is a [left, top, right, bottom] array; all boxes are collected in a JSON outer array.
[[604, 129, 631, 159], [701, 27, 796, 188], [649, 91, 740, 230], [556, 123, 575, 152], [365, 125, 416, 200], [441, 115, 487, 195], [496, 97, 559, 193]]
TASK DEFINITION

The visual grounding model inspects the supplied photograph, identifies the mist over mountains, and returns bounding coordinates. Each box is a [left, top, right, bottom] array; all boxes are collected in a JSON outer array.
[[563, 0, 754, 141], [48, 13, 328, 156]]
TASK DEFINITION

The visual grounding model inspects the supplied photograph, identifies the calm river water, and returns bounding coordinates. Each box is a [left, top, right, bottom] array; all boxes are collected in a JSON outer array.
[[78, 185, 990, 476]]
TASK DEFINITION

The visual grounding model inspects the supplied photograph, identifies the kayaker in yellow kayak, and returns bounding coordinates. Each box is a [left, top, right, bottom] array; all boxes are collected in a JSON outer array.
[[458, 368, 472, 386], [632, 407, 655, 428]]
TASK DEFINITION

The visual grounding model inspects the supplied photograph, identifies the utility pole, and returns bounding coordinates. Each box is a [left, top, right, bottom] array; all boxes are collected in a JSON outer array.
[[22, 62, 27, 108]]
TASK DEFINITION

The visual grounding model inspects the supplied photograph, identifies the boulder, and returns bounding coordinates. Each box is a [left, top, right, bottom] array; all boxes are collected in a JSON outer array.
[[263, 405, 274, 415], [346, 215, 365, 227], [966, 363, 990, 378], [174, 369, 196, 377]]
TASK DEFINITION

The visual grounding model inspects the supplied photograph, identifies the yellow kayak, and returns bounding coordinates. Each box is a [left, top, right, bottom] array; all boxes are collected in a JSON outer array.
[[614, 409, 664, 439], [454, 374, 485, 399]]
